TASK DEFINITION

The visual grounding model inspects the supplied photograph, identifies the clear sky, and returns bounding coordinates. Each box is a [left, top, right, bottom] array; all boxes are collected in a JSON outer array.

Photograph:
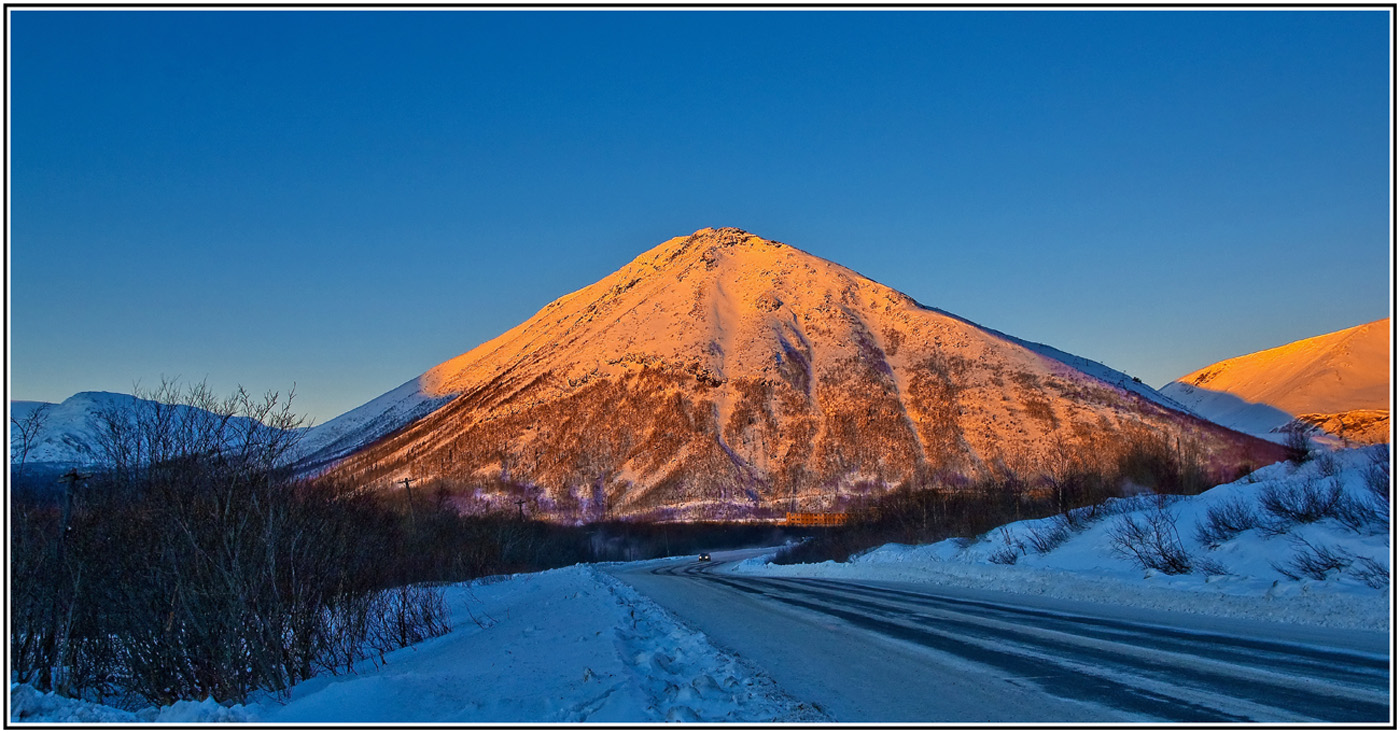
[[9, 9, 1392, 426]]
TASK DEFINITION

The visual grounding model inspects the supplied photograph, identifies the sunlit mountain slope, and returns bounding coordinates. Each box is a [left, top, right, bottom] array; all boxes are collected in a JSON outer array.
[[1162, 319, 1391, 445], [319, 228, 1286, 520]]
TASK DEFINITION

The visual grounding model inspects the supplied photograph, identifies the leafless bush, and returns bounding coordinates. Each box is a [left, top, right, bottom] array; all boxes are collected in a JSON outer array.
[[1335, 491, 1387, 534], [1194, 496, 1261, 548], [9, 383, 460, 707], [1274, 537, 1351, 581], [1283, 422, 1312, 464], [1258, 478, 1344, 526], [1315, 452, 1340, 477], [988, 527, 1023, 564], [1362, 449, 1391, 529], [1108, 502, 1193, 575], [1025, 517, 1071, 555], [1196, 556, 1230, 577], [10, 403, 51, 481], [1347, 556, 1389, 589], [363, 585, 452, 663]]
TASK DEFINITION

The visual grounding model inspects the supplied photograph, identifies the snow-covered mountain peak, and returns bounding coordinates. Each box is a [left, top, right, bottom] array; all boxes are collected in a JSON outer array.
[[321, 228, 1285, 520], [419, 227, 913, 399]]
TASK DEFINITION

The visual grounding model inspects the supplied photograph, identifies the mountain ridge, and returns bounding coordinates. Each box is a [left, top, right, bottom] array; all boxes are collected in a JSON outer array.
[[317, 228, 1285, 520], [1161, 318, 1390, 444]]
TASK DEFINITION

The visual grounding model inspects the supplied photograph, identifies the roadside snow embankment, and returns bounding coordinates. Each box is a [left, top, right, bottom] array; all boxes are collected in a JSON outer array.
[[737, 447, 1391, 631], [258, 563, 819, 723], [12, 563, 821, 724], [9, 684, 255, 723]]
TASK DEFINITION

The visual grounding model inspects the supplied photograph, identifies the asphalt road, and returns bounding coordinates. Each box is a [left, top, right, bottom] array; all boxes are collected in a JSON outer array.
[[608, 549, 1391, 723]]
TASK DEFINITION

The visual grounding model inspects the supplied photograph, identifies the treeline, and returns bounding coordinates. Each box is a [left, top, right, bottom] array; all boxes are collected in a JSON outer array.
[[774, 430, 1228, 565], [8, 382, 800, 709], [11, 383, 455, 707]]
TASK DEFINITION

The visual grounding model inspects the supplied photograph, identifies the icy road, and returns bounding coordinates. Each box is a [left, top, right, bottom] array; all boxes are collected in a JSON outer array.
[[609, 549, 1391, 723]]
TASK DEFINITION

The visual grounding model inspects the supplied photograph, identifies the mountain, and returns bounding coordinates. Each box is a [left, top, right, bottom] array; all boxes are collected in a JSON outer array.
[[1160, 319, 1391, 445], [9, 391, 296, 475], [294, 378, 455, 472], [10, 392, 146, 468], [313, 228, 1285, 521]]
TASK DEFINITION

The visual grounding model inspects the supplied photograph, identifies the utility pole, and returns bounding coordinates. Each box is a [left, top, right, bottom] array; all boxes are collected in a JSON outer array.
[[399, 477, 418, 528], [513, 498, 527, 521], [47, 468, 89, 695], [55, 469, 90, 565]]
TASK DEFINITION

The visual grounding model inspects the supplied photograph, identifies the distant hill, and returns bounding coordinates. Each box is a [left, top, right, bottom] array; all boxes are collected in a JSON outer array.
[[1161, 319, 1391, 445], [9, 390, 295, 474]]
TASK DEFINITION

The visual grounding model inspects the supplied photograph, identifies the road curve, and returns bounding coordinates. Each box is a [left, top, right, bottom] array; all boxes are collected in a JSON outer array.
[[607, 549, 1390, 723]]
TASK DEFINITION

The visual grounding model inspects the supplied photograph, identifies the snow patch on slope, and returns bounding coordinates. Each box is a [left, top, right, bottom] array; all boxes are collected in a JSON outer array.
[[985, 324, 1192, 414], [293, 377, 456, 470], [1159, 383, 1296, 441]]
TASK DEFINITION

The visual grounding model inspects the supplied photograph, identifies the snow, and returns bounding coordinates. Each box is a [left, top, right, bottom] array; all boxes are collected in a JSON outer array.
[[13, 564, 825, 724], [253, 564, 820, 723], [1158, 382, 1296, 440], [292, 376, 456, 470], [988, 326, 1194, 414], [7, 391, 141, 466], [736, 447, 1391, 632], [14, 447, 1390, 724], [1161, 318, 1390, 438], [9, 684, 256, 723]]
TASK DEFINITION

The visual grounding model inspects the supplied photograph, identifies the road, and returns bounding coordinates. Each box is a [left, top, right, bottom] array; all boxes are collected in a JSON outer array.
[[608, 549, 1391, 723]]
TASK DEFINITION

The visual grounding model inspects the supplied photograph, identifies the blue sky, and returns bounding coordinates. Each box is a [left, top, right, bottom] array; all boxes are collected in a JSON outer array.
[[10, 9, 1392, 425]]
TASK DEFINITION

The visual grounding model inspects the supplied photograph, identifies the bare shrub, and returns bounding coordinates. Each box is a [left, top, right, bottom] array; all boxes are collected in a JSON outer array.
[[1315, 451, 1340, 477], [1277, 537, 1351, 581], [988, 527, 1023, 564], [1335, 489, 1387, 534], [1114, 431, 1212, 496], [1258, 478, 1344, 526], [1025, 517, 1071, 555], [8, 383, 463, 707], [1108, 502, 1192, 575], [1347, 556, 1389, 589], [1283, 422, 1312, 464], [1362, 448, 1391, 529], [10, 403, 51, 481], [1194, 496, 1260, 548], [1196, 556, 1230, 577], [988, 546, 1020, 565]]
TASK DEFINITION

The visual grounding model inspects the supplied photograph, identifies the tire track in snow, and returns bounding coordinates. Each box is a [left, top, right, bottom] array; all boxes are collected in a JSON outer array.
[[699, 573, 1248, 722], [745, 575, 1387, 722], [795, 577, 1388, 688], [592, 569, 832, 722]]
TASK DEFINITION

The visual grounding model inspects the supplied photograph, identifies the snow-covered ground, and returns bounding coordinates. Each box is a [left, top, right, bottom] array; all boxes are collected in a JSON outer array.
[[736, 446, 1391, 632], [12, 448, 1390, 723], [11, 565, 826, 724]]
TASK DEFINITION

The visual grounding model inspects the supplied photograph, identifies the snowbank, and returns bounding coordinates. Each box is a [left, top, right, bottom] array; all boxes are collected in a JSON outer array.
[[737, 447, 1391, 631], [14, 563, 822, 724], [9, 683, 255, 723]]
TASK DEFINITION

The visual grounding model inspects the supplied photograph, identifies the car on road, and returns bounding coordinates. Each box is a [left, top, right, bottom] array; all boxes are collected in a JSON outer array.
[[698, 552, 711, 562]]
